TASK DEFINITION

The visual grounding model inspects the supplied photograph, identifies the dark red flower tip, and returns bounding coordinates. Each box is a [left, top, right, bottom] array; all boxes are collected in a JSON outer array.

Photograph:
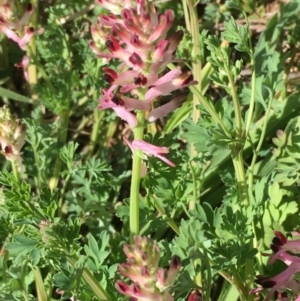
[[255, 275, 276, 288], [134, 74, 147, 85], [132, 283, 141, 294], [105, 36, 120, 53], [129, 53, 143, 67], [181, 72, 194, 86], [271, 237, 283, 253], [28, 27, 35, 33], [171, 255, 181, 269], [275, 291, 288, 300], [141, 252, 148, 261], [111, 96, 124, 106], [274, 231, 287, 244], [173, 30, 184, 41], [121, 8, 131, 20], [26, 3, 33, 12], [4, 145, 12, 154], [130, 35, 142, 47], [116, 281, 129, 293], [103, 74, 114, 84], [187, 290, 202, 301]]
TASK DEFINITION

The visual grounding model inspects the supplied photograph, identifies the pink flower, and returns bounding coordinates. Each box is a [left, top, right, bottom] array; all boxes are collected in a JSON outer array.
[[251, 231, 300, 301], [15, 55, 30, 81], [0, 23, 43, 50], [116, 236, 180, 301], [98, 90, 151, 127], [0, 106, 25, 171], [0, 2, 33, 30], [145, 69, 196, 103], [124, 136, 175, 167], [147, 96, 186, 122]]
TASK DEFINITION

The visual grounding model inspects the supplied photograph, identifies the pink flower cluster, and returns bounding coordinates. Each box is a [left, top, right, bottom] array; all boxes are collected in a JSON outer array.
[[0, 1, 42, 80], [116, 236, 181, 301], [251, 231, 300, 301], [0, 106, 25, 171], [91, 0, 196, 167]]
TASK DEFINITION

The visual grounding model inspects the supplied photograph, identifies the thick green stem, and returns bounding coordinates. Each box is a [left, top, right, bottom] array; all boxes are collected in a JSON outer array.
[[129, 111, 145, 243], [184, 0, 202, 210], [27, 0, 39, 93], [244, 54, 256, 137], [224, 65, 243, 139], [31, 266, 48, 301]]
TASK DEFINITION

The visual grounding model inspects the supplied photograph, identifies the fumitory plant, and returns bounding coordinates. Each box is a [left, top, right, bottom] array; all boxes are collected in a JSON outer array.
[[0, 0, 300, 301]]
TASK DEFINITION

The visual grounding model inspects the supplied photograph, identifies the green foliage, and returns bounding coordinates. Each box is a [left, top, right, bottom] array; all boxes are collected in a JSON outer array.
[[1, 0, 300, 300]]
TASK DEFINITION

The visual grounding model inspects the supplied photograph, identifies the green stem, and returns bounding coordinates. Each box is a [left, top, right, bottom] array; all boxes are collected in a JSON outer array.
[[12, 160, 20, 184], [248, 96, 273, 189], [67, 257, 111, 301], [185, 0, 202, 210], [129, 110, 145, 243], [189, 161, 199, 209], [31, 266, 48, 301], [27, 0, 39, 92], [202, 250, 212, 301], [182, 0, 191, 32], [87, 109, 105, 159], [186, 0, 202, 127], [244, 53, 256, 137], [224, 64, 243, 138]]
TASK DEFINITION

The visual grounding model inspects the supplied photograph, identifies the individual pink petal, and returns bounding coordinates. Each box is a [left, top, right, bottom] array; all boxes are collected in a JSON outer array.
[[168, 30, 184, 53], [121, 96, 151, 111], [131, 139, 175, 167], [123, 135, 134, 153], [152, 69, 182, 86], [113, 107, 137, 127], [147, 96, 185, 122], [295, 295, 300, 301], [19, 3, 34, 26], [115, 280, 132, 296], [145, 71, 196, 103], [147, 10, 174, 43], [98, 94, 137, 127], [130, 34, 154, 52], [18, 27, 44, 50], [15, 55, 30, 81], [0, 23, 21, 44]]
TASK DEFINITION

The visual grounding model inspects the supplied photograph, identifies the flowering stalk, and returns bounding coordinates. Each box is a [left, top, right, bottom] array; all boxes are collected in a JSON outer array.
[[0, 106, 26, 174], [116, 236, 181, 301], [130, 110, 145, 241], [93, 0, 196, 242]]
